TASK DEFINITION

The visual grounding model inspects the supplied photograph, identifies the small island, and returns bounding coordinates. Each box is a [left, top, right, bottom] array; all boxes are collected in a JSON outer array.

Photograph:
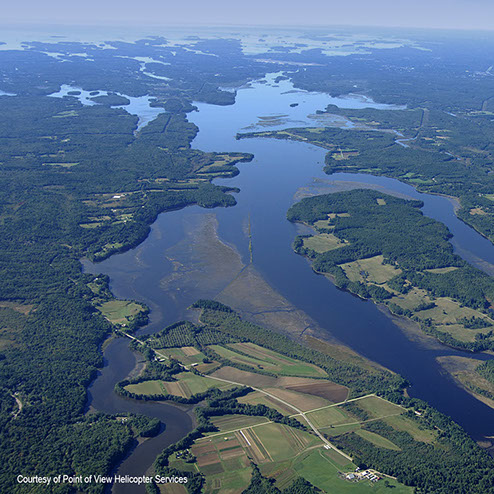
[[89, 93, 131, 106]]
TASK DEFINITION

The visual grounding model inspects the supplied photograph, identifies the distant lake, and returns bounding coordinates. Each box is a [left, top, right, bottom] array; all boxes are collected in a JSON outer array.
[[48, 85, 165, 130]]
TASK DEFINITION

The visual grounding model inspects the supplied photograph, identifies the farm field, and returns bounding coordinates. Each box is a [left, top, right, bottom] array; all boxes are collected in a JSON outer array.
[[162, 372, 235, 398], [124, 380, 165, 396], [383, 414, 437, 443], [352, 395, 405, 418], [124, 372, 235, 399], [211, 367, 322, 387], [340, 255, 401, 285], [182, 400, 419, 493], [355, 429, 401, 450], [158, 484, 188, 494], [209, 414, 271, 433], [186, 419, 341, 493], [390, 292, 494, 343], [160, 346, 207, 366], [389, 287, 432, 311], [210, 342, 327, 377], [303, 233, 347, 253], [292, 449, 412, 493], [303, 405, 353, 429], [236, 390, 295, 415], [122, 337, 418, 491], [263, 386, 332, 412]]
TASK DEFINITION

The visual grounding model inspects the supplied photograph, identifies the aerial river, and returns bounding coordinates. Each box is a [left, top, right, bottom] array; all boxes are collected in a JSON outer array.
[[85, 74, 494, 490]]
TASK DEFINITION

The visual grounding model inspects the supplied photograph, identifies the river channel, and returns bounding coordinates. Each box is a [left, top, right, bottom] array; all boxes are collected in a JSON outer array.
[[85, 74, 494, 489]]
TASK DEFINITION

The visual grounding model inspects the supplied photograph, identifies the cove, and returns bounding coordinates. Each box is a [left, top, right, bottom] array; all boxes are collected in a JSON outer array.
[[48, 84, 165, 130]]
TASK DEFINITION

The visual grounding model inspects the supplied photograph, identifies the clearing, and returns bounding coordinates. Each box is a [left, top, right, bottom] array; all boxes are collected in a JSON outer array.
[[340, 255, 401, 284], [97, 300, 145, 327], [303, 233, 348, 253]]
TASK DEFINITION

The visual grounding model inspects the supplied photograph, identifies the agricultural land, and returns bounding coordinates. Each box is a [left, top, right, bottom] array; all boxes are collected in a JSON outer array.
[[114, 301, 494, 493]]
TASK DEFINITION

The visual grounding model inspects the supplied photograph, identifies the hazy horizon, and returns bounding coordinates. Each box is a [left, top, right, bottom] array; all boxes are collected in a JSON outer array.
[[3, 0, 494, 32]]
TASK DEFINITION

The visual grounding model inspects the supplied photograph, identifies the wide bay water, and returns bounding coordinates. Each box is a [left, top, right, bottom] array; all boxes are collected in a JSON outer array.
[[85, 73, 494, 489]]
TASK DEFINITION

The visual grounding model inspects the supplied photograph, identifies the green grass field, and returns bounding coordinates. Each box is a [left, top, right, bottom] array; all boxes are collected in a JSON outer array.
[[391, 294, 494, 342], [355, 429, 401, 450], [424, 266, 459, 274], [256, 423, 321, 461], [209, 344, 269, 369], [303, 233, 347, 253], [305, 406, 353, 428], [236, 391, 294, 415], [210, 342, 327, 377], [233, 342, 328, 376], [203, 468, 252, 494], [340, 255, 401, 284], [209, 414, 271, 433], [414, 297, 492, 326], [125, 371, 235, 398], [353, 396, 405, 418], [437, 324, 492, 343], [313, 219, 335, 230], [169, 372, 235, 397], [292, 449, 411, 493], [161, 346, 206, 366], [97, 300, 144, 326], [322, 423, 362, 437], [383, 415, 436, 444], [389, 287, 431, 311], [125, 380, 164, 396], [79, 222, 104, 229]]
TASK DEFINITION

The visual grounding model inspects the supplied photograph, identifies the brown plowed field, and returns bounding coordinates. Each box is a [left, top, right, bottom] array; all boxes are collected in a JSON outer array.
[[285, 382, 348, 403], [217, 438, 241, 451], [242, 429, 268, 463], [196, 451, 221, 467], [211, 367, 278, 387], [162, 381, 188, 398], [191, 443, 215, 456], [263, 387, 330, 412], [181, 346, 200, 356], [211, 367, 336, 390], [220, 447, 245, 460]]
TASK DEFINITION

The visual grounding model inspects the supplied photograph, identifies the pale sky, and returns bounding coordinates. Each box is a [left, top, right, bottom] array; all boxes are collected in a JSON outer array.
[[3, 0, 494, 31]]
